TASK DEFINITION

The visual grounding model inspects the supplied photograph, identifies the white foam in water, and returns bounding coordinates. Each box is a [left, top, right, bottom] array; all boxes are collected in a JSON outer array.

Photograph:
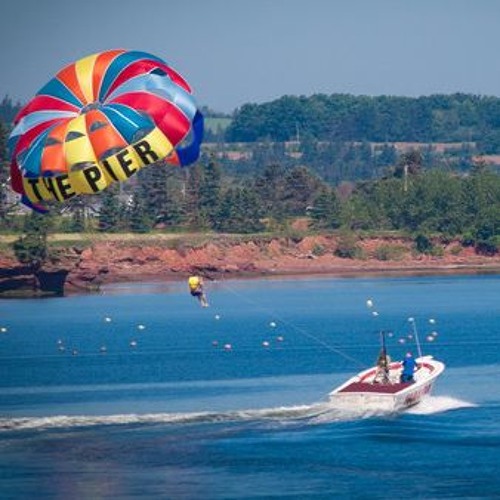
[[0, 404, 327, 432], [0, 395, 477, 432], [310, 403, 393, 424], [1, 401, 393, 431], [312, 395, 477, 422], [405, 395, 477, 415]]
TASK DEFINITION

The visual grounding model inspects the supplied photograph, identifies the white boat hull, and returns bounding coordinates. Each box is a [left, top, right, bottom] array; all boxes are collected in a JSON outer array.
[[329, 356, 445, 412]]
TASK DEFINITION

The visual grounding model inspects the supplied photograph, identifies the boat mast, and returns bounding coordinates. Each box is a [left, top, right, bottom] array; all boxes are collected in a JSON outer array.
[[408, 317, 423, 358], [380, 329, 387, 354], [378, 330, 391, 383]]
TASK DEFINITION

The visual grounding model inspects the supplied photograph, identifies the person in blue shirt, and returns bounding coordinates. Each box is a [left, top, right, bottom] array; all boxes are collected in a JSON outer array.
[[400, 351, 418, 383]]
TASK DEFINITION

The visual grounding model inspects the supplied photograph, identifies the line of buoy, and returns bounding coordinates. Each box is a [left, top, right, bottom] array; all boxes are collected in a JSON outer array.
[[211, 336, 285, 351]]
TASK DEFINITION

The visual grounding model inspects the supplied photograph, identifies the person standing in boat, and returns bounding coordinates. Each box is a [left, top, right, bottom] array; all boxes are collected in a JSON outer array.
[[400, 351, 418, 383], [374, 348, 391, 384]]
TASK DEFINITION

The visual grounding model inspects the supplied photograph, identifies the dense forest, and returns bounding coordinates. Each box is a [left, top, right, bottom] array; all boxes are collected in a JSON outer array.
[[208, 93, 500, 184], [1, 93, 499, 261], [225, 93, 500, 151], [6, 92, 500, 150]]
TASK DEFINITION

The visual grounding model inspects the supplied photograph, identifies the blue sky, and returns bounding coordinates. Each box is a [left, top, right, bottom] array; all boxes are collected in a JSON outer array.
[[1, 0, 500, 112]]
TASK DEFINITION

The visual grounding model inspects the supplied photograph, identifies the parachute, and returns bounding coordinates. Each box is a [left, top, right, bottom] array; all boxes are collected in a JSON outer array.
[[8, 49, 204, 212]]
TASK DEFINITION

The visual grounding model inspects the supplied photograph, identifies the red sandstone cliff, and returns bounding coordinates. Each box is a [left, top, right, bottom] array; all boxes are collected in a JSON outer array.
[[1, 234, 498, 297]]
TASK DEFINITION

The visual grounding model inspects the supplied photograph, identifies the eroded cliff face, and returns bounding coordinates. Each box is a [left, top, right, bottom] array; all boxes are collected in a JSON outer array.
[[0, 250, 77, 296], [0, 235, 498, 297]]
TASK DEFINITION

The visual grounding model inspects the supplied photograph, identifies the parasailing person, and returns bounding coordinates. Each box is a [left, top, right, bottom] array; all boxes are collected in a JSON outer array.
[[188, 275, 209, 307]]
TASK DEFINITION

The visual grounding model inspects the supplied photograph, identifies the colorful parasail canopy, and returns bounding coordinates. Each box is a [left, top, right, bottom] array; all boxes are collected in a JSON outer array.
[[8, 49, 204, 212]]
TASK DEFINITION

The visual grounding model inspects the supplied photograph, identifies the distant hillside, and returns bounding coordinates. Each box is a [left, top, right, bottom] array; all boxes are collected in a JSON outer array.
[[225, 93, 500, 154], [6, 92, 500, 154]]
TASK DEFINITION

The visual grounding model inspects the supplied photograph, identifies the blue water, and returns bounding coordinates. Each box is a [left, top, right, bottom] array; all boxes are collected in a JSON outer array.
[[0, 275, 499, 499]]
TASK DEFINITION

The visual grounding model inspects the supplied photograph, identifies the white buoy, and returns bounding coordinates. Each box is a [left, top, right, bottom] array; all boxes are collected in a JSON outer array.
[[100, 345, 107, 353], [372, 311, 379, 317], [276, 336, 284, 342], [223, 343, 232, 351], [426, 335, 435, 342], [262, 341, 270, 347], [0, 327, 7, 333], [366, 299, 373, 308], [215, 314, 221, 320], [104, 317, 112, 323], [137, 324, 145, 330], [407, 334, 413, 340], [270, 321, 277, 328], [431, 331, 438, 337], [398, 338, 406, 344], [212, 340, 219, 347], [408, 317, 414, 323], [429, 318, 436, 324], [57, 339, 64, 345], [130, 340, 137, 348]]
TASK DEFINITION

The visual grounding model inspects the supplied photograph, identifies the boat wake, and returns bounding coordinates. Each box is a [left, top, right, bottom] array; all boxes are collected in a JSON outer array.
[[0, 404, 325, 432], [405, 395, 477, 415], [0, 396, 476, 432]]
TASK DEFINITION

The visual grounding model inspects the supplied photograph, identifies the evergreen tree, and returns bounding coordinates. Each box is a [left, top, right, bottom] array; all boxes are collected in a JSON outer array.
[[199, 159, 222, 228], [127, 193, 153, 233], [97, 186, 122, 232], [184, 164, 209, 229], [180, 159, 224, 230], [310, 188, 342, 229], [12, 213, 53, 272], [0, 120, 13, 225], [214, 186, 264, 233], [282, 166, 326, 216], [133, 164, 190, 227], [133, 161, 171, 226], [161, 170, 190, 226], [254, 163, 287, 222], [0, 95, 22, 125]]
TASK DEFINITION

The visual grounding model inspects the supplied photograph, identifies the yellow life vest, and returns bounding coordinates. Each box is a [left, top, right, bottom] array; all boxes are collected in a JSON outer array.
[[188, 276, 201, 291]]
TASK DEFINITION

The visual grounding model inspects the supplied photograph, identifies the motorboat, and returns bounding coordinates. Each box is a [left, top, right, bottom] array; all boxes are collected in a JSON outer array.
[[329, 354, 445, 412]]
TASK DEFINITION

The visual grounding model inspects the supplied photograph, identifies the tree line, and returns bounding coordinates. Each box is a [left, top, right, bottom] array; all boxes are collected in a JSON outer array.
[[6, 92, 500, 151], [225, 93, 500, 153], [5, 152, 500, 256], [0, 94, 498, 267]]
